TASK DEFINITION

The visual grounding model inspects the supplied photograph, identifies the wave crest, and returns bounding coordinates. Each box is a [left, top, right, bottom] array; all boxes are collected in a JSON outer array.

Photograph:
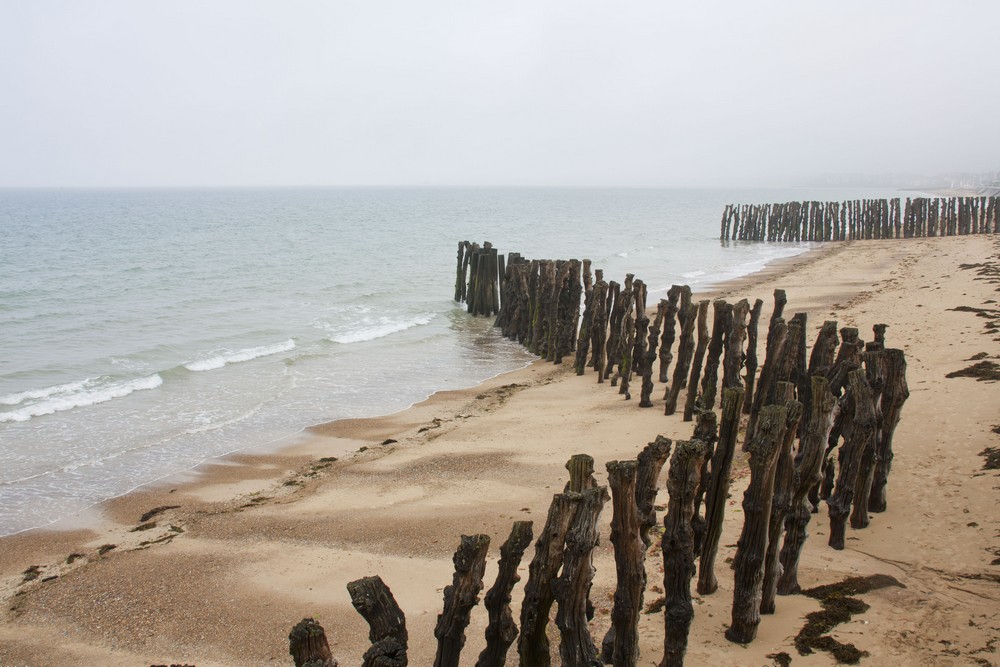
[[184, 339, 296, 372], [0, 375, 163, 423], [329, 314, 435, 344]]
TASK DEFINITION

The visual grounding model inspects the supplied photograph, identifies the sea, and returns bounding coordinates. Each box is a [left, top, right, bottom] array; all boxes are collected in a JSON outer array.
[[0, 186, 905, 535]]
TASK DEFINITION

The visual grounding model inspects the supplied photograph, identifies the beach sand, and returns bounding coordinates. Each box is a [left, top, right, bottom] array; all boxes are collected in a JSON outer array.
[[1, 235, 998, 666]]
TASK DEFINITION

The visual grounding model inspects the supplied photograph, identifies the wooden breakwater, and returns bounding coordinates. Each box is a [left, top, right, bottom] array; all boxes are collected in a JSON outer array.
[[455, 241, 503, 316], [285, 293, 909, 665], [720, 195, 1000, 242]]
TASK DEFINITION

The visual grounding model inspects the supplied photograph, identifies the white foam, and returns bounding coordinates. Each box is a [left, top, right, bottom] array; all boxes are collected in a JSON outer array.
[[0, 375, 163, 423], [0, 378, 94, 407], [330, 314, 435, 344], [184, 339, 296, 372], [616, 251, 629, 258]]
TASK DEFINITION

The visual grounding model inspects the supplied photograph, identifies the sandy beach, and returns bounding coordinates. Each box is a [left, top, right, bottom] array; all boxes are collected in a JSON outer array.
[[1, 234, 998, 666]]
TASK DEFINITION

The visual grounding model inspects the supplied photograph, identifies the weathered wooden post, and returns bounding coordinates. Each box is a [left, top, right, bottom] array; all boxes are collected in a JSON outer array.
[[726, 404, 789, 645], [591, 278, 609, 383], [636, 435, 673, 547], [602, 461, 644, 666], [689, 410, 719, 556], [722, 299, 750, 389], [434, 534, 491, 667], [517, 491, 581, 667], [554, 486, 609, 667], [476, 522, 534, 667], [665, 298, 697, 415], [697, 386, 745, 595], [347, 576, 408, 667], [639, 301, 667, 407], [869, 348, 909, 512], [455, 242, 467, 303], [682, 300, 711, 421], [741, 298, 764, 414], [699, 299, 731, 412], [660, 439, 707, 667], [827, 370, 876, 550], [658, 286, 682, 383], [289, 618, 338, 667]]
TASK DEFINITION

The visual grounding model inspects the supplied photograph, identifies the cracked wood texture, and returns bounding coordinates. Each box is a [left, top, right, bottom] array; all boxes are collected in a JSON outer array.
[[726, 404, 788, 644], [635, 436, 673, 548], [347, 576, 408, 667], [664, 296, 697, 415], [660, 439, 707, 667], [869, 348, 909, 513], [289, 617, 338, 667], [554, 486, 609, 667], [602, 461, 644, 667], [683, 300, 711, 421], [827, 369, 876, 550], [475, 521, 533, 667], [658, 285, 682, 383], [434, 534, 491, 667], [697, 386, 745, 595], [699, 299, 731, 412], [741, 298, 764, 414]]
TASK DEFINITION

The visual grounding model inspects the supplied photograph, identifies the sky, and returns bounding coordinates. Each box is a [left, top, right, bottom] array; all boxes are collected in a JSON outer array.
[[0, 1, 997, 188]]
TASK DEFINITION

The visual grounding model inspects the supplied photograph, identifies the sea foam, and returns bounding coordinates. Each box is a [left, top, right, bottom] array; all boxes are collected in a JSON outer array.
[[184, 339, 296, 372], [329, 314, 435, 344], [0, 375, 163, 423]]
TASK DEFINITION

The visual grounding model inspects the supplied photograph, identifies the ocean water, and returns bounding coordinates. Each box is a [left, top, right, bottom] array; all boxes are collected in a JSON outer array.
[[0, 186, 901, 535]]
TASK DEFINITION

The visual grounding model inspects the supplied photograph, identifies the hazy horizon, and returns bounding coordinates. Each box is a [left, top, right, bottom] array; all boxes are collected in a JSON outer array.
[[2, 1, 998, 189]]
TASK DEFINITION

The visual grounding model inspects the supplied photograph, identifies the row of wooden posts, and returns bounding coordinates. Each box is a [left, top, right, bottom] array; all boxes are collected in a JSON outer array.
[[289, 275, 909, 665], [721, 196, 1000, 242], [456, 241, 504, 316]]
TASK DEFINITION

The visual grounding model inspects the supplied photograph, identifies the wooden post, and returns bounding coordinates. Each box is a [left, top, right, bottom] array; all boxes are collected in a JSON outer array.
[[289, 618, 338, 667], [808, 321, 840, 376], [778, 376, 836, 595], [591, 278, 609, 383], [664, 298, 697, 415], [554, 486, 609, 667], [658, 286, 682, 383], [455, 242, 467, 302], [690, 410, 719, 556], [347, 576, 408, 667], [760, 388, 803, 615], [726, 404, 789, 645], [827, 370, 876, 550], [741, 298, 765, 414], [700, 299, 731, 412], [635, 435, 673, 547], [745, 318, 788, 441], [722, 299, 750, 389], [518, 493, 581, 667], [869, 348, 909, 512], [697, 386, 745, 595], [476, 522, 534, 667], [640, 301, 668, 407], [660, 439, 707, 667], [602, 461, 645, 666], [682, 300, 711, 421], [434, 534, 491, 667]]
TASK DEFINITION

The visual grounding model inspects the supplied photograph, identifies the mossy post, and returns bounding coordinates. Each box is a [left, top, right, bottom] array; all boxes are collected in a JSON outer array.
[[778, 376, 836, 595], [726, 404, 789, 645], [289, 618, 338, 667], [347, 576, 408, 667], [476, 521, 534, 667], [827, 370, 876, 550], [660, 439, 706, 667], [554, 486, 609, 667], [697, 386, 745, 595], [434, 534, 491, 667], [602, 461, 644, 666]]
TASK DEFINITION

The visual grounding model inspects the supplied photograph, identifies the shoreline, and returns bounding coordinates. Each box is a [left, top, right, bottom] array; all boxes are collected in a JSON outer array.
[[2, 234, 998, 665]]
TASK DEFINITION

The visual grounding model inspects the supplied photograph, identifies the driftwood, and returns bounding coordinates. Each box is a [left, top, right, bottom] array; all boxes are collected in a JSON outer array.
[[699, 299, 731, 412], [635, 435, 673, 547], [289, 618, 338, 667], [347, 576, 408, 667], [554, 486, 609, 667], [869, 348, 909, 512], [683, 300, 711, 421], [697, 387, 745, 595], [475, 522, 534, 667], [518, 493, 581, 667], [760, 387, 803, 614], [741, 299, 765, 414], [434, 534, 491, 667], [726, 404, 789, 644], [660, 439, 707, 667], [827, 370, 876, 550], [602, 461, 644, 666], [777, 376, 836, 595]]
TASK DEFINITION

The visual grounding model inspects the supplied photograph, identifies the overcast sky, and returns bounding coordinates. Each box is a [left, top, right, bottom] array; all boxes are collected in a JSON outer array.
[[1, 1, 997, 188]]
